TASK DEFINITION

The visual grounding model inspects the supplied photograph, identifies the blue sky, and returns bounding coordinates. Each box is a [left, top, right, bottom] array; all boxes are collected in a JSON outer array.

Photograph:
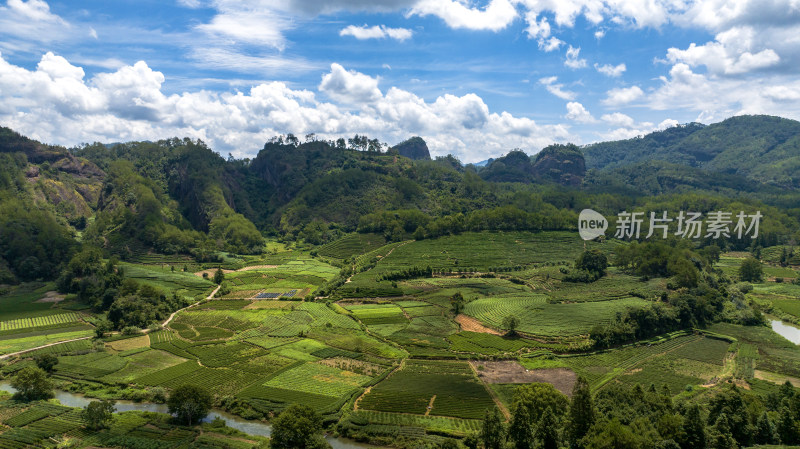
[[1, 0, 799, 162]]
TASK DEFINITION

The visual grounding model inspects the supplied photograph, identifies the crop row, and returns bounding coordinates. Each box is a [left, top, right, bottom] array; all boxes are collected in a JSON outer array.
[[448, 331, 536, 354], [186, 342, 268, 368], [264, 362, 371, 398], [0, 312, 82, 332], [350, 410, 481, 435], [359, 362, 494, 419]]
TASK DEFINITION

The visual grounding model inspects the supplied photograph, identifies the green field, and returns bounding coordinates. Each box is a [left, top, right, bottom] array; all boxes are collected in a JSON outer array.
[[119, 263, 216, 300], [463, 295, 648, 337], [316, 233, 388, 260], [519, 334, 731, 393], [358, 360, 496, 419]]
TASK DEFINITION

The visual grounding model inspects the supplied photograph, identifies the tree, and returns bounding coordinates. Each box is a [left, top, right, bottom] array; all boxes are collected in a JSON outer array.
[[575, 249, 608, 276], [755, 411, 779, 445], [568, 376, 595, 447], [82, 399, 116, 430], [503, 315, 520, 336], [512, 383, 569, 422], [463, 433, 479, 449], [34, 353, 58, 372], [450, 292, 466, 315], [535, 407, 560, 449], [739, 257, 763, 283], [94, 318, 112, 338], [167, 384, 212, 425], [583, 419, 642, 449], [10, 366, 52, 401], [480, 408, 506, 449], [709, 413, 738, 449], [778, 406, 800, 445], [213, 267, 225, 285], [509, 400, 535, 449], [682, 405, 706, 449], [270, 404, 330, 449], [437, 439, 460, 449]]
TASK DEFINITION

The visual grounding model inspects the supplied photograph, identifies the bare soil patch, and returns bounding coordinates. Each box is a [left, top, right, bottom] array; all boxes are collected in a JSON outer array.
[[456, 314, 502, 335], [471, 361, 577, 397], [755, 370, 800, 387], [36, 291, 65, 303]]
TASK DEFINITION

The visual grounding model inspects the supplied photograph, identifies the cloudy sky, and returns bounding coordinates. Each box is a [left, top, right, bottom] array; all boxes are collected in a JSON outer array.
[[1, 0, 799, 162]]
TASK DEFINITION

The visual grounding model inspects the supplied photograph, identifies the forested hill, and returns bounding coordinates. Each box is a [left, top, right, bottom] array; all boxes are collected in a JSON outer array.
[[2, 115, 800, 285], [583, 115, 800, 188]]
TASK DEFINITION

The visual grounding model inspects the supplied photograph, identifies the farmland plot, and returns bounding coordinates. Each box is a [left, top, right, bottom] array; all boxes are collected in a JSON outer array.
[[358, 360, 496, 419]]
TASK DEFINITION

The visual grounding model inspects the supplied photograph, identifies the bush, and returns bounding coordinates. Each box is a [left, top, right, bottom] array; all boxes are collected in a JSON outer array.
[[167, 384, 212, 425], [121, 326, 141, 336], [11, 366, 53, 401], [564, 269, 601, 283], [739, 257, 764, 283]]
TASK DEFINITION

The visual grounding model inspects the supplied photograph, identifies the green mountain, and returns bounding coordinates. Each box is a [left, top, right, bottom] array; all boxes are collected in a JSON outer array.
[[583, 115, 800, 188], [2, 115, 800, 285]]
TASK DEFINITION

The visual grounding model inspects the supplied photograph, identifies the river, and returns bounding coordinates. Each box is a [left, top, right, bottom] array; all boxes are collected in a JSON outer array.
[[771, 319, 800, 345], [0, 381, 376, 449]]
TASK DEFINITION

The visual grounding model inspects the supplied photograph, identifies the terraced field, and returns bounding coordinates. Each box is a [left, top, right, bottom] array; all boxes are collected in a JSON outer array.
[[463, 295, 648, 337], [316, 233, 387, 260]]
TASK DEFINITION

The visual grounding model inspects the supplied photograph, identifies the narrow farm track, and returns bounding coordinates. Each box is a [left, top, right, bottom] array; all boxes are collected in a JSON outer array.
[[0, 336, 93, 360], [468, 362, 510, 419], [424, 395, 436, 416], [161, 284, 221, 328], [0, 285, 223, 360], [353, 386, 372, 411]]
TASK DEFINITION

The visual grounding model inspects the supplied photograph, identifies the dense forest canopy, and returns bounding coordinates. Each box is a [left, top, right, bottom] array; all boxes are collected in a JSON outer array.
[[2, 115, 800, 287]]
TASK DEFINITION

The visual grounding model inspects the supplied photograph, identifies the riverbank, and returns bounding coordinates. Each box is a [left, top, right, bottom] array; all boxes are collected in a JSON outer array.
[[0, 381, 380, 449]]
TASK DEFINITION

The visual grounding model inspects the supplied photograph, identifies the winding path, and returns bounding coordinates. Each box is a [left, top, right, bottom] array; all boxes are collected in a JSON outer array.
[[161, 284, 221, 328], [0, 336, 94, 360], [0, 284, 221, 360]]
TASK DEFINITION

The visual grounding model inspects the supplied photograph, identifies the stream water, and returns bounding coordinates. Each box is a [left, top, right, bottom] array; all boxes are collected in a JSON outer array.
[[770, 319, 800, 345], [0, 381, 375, 449]]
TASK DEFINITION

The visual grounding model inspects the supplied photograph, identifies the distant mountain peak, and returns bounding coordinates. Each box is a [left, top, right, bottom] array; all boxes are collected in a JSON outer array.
[[391, 136, 430, 160]]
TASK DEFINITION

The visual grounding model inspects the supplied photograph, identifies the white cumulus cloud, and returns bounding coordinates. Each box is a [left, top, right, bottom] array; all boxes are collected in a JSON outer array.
[[539, 76, 576, 100], [0, 52, 576, 163], [408, 0, 518, 31], [340, 24, 413, 41], [565, 45, 587, 69], [602, 85, 644, 106], [565, 102, 595, 123], [594, 62, 626, 77]]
